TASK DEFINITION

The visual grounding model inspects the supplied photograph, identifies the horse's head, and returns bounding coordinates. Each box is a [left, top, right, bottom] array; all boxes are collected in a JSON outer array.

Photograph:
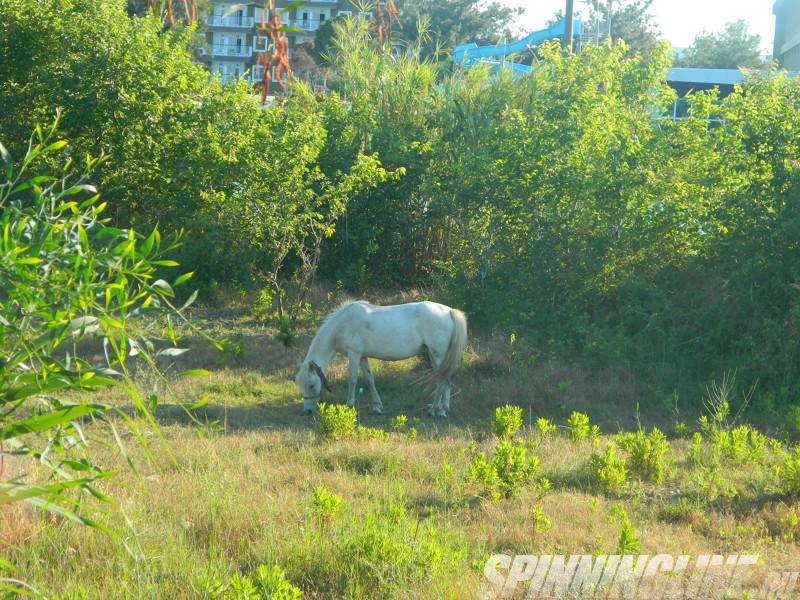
[[294, 360, 331, 414]]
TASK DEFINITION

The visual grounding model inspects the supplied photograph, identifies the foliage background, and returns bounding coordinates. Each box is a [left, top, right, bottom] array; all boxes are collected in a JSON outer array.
[[2, 0, 800, 413]]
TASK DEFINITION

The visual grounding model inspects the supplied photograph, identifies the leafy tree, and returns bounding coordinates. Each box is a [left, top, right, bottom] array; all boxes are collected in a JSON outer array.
[[677, 20, 765, 69], [579, 0, 661, 57], [394, 0, 523, 59]]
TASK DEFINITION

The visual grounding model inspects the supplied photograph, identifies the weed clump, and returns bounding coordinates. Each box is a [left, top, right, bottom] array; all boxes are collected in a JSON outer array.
[[317, 403, 357, 440], [207, 564, 303, 599], [493, 405, 523, 439], [567, 411, 600, 444], [588, 442, 628, 495], [617, 428, 670, 484], [469, 440, 544, 500]]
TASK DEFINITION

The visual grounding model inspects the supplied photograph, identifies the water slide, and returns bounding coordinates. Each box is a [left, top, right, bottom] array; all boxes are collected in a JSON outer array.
[[453, 19, 583, 74]]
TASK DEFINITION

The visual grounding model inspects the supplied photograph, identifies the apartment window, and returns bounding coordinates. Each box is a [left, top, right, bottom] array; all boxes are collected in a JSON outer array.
[[337, 11, 351, 17], [320, 13, 326, 22]]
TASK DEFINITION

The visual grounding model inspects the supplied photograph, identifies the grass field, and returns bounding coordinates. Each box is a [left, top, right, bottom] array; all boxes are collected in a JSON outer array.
[[3, 297, 800, 599]]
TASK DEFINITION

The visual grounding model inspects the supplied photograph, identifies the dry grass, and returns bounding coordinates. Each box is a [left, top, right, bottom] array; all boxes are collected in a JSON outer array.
[[3, 305, 800, 598]]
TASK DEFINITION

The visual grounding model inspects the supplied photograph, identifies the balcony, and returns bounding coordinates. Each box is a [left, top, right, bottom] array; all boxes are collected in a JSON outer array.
[[286, 19, 323, 33], [207, 15, 254, 28], [208, 44, 253, 58]]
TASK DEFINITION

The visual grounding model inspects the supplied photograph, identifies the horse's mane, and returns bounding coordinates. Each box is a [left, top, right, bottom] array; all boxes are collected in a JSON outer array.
[[321, 300, 373, 327], [308, 300, 374, 343]]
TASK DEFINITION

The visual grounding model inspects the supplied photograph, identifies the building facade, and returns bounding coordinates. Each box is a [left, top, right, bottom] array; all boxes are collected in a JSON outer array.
[[199, 1, 367, 84], [774, 0, 800, 69]]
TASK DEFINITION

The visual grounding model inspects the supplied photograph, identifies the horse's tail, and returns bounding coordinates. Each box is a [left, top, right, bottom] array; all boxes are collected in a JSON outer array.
[[432, 309, 468, 384]]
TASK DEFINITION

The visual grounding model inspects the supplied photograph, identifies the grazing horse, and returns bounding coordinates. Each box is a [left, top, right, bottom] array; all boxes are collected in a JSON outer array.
[[294, 301, 468, 417]]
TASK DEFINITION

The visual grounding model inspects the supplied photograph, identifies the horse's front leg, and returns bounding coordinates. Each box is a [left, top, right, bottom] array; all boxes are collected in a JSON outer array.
[[360, 357, 383, 414], [346, 352, 360, 408]]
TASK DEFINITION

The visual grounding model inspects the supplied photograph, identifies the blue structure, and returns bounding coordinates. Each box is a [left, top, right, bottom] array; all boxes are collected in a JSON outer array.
[[452, 19, 583, 74]]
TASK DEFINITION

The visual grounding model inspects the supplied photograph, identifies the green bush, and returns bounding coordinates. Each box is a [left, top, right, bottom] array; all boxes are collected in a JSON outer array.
[[492, 405, 523, 439], [617, 428, 670, 483], [208, 565, 303, 600], [343, 502, 465, 594], [566, 412, 600, 444], [781, 447, 800, 497], [588, 442, 628, 495], [469, 440, 542, 500], [390, 415, 408, 433], [535, 417, 558, 437], [317, 404, 357, 440], [311, 486, 342, 525]]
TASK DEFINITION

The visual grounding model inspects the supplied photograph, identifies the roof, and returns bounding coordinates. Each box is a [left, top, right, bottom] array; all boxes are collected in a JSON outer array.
[[666, 68, 744, 86]]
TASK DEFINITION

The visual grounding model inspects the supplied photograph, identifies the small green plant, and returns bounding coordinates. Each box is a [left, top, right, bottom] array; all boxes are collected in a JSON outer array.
[[311, 486, 342, 525], [780, 447, 800, 496], [566, 411, 599, 443], [407, 427, 418, 441], [780, 504, 800, 541], [616, 428, 670, 483], [317, 403, 357, 440], [658, 497, 700, 524], [673, 421, 690, 438], [275, 315, 297, 347], [535, 417, 558, 436], [689, 432, 703, 465], [493, 405, 523, 439], [530, 504, 552, 534], [251, 287, 274, 322], [611, 506, 641, 554], [588, 442, 628, 495], [390, 414, 408, 433], [469, 440, 542, 499], [356, 425, 390, 441], [208, 564, 303, 599]]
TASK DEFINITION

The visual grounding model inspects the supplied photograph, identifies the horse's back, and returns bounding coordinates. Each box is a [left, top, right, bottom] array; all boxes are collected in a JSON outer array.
[[336, 301, 455, 359]]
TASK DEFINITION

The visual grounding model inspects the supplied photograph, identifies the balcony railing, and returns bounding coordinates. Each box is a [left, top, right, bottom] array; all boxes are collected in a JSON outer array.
[[286, 19, 323, 32], [209, 44, 253, 58], [208, 15, 254, 28]]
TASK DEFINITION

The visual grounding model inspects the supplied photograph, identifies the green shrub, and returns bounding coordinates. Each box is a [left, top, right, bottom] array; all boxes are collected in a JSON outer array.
[[343, 502, 464, 594], [252, 288, 274, 322], [588, 442, 628, 495], [616, 428, 670, 483], [390, 415, 408, 433], [611, 506, 641, 554], [356, 425, 390, 441], [780, 447, 800, 496], [567, 412, 600, 444], [317, 403, 357, 440], [208, 565, 303, 600], [311, 486, 342, 524], [530, 505, 552, 534], [469, 440, 542, 500], [275, 316, 297, 347], [493, 405, 523, 439], [535, 417, 558, 436]]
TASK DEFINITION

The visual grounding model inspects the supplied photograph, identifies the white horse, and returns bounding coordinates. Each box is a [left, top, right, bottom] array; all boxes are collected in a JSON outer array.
[[294, 301, 468, 417]]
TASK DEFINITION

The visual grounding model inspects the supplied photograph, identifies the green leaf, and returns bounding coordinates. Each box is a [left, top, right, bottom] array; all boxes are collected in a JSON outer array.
[[157, 347, 189, 357], [174, 271, 194, 286], [0, 405, 103, 441], [180, 369, 212, 378]]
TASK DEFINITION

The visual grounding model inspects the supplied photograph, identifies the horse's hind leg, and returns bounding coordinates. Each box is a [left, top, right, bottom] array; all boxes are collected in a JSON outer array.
[[360, 357, 383, 414], [346, 352, 360, 408]]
